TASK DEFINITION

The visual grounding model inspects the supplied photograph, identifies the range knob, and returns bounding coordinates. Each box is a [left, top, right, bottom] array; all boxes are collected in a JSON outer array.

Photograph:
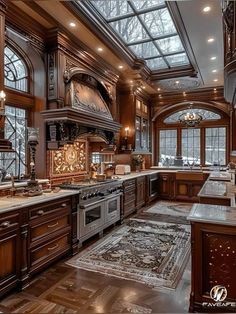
[[81, 195, 87, 200], [107, 188, 113, 193], [98, 191, 105, 197], [88, 193, 93, 198]]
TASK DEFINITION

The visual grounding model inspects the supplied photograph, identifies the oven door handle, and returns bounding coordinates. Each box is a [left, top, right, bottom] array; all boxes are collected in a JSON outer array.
[[79, 198, 105, 209]]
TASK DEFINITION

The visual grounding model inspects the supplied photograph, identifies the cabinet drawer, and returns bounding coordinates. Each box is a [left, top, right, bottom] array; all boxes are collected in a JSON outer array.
[[123, 179, 136, 190], [30, 214, 70, 243], [124, 189, 135, 203], [123, 199, 136, 217], [30, 233, 70, 267], [0, 212, 19, 235], [29, 198, 71, 220]]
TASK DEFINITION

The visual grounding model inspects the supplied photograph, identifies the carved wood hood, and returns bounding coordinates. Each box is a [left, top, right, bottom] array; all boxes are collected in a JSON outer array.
[[41, 68, 121, 149]]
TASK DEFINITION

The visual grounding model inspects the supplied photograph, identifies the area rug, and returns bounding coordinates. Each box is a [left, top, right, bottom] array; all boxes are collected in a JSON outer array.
[[67, 219, 191, 290], [139, 201, 193, 224]]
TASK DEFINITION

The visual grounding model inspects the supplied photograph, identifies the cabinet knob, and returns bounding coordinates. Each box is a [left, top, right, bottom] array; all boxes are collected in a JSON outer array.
[[61, 203, 67, 208], [36, 210, 44, 216], [0, 221, 10, 228]]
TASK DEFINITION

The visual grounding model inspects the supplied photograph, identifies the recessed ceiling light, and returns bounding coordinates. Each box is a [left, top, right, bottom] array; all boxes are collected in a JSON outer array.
[[157, 88, 161, 91], [203, 6, 211, 13], [142, 86, 146, 89], [213, 79, 218, 82], [118, 65, 124, 69], [210, 56, 216, 60], [207, 37, 215, 43], [212, 69, 217, 73], [69, 22, 76, 27], [130, 80, 133, 83], [97, 47, 103, 52]]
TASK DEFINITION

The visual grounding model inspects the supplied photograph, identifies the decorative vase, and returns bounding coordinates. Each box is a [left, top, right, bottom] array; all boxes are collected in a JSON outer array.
[[135, 165, 141, 172]]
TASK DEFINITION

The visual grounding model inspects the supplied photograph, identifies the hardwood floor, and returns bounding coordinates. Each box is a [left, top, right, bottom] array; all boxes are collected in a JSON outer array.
[[0, 209, 191, 313]]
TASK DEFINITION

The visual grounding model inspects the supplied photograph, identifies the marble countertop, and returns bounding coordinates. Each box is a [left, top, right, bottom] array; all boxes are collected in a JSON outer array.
[[187, 203, 236, 226], [114, 169, 159, 181], [0, 189, 79, 214]]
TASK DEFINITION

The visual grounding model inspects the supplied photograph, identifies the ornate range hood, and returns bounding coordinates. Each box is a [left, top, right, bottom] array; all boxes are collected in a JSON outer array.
[[41, 68, 121, 149]]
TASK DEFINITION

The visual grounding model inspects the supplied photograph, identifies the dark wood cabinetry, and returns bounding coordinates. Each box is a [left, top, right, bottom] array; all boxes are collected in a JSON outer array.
[[122, 179, 136, 218], [119, 92, 150, 153], [136, 176, 146, 210], [175, 172, 208, 202], [0, 210, 21, 297], [0, 194, 78, 298], [158, 173, 175, 200], [189, 220, 236, 312], [28, 197, 72, 275]]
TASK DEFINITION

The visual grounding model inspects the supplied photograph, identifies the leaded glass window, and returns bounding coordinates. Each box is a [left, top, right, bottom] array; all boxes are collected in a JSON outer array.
[[88, 0, 190, 71], [205, 127, 226, 165], [4, 46, 28, 92], [164, 109, 221, 124], [159, 129, 177, 165], [182, 128, 201, 165], [0, 106, 27, 176]]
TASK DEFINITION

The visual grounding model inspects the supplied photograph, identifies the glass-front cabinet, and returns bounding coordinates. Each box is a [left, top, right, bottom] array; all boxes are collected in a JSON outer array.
[[135, 99, 150, 152]]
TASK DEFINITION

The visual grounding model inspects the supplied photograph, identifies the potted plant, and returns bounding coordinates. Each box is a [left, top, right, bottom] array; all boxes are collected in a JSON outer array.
[[132, 155, 143, 172]]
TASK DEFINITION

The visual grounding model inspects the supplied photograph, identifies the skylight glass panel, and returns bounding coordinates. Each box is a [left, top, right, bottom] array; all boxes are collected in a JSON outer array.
[[140, 8, 176, 37], [131, 0, 165, 11], [91, 0, 133, 19], [129, 41, 160, 58], [146, 57, 168, 70], [110, 16, 149, 43], [165, 53, 189, 66], [156, 35, 184, 54]]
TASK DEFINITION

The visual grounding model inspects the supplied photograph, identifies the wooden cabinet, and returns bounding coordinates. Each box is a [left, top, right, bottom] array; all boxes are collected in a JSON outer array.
[[158, 173, 175, 199], [122, 179, 136, 218], [0, 193, 79, 298], [28, 197, 72, 275], [136, 176, 146, 210], [0, 210, 21, 298], [175, 172, 208, 202], [189, 220, 236, 312], [119, 92, 150, 153]]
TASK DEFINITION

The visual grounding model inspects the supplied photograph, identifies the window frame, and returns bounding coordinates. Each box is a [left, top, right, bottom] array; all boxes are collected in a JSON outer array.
[[157, 125, 229, 166]]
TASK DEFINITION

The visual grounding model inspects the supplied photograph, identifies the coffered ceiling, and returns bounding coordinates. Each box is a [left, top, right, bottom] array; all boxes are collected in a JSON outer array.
[[10, 0, 224, 95]]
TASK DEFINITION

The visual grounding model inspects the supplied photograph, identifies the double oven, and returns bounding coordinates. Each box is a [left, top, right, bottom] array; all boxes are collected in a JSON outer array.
[[75, 181, 122, 245]]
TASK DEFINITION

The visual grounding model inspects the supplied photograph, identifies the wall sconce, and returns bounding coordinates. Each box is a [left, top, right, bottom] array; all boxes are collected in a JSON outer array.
[[124, 126, 130, 138], [0, 90, 6, 113]]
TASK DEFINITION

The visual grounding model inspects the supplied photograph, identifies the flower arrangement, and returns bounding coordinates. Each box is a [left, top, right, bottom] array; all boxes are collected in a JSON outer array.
[[132, 154, 143, 166]]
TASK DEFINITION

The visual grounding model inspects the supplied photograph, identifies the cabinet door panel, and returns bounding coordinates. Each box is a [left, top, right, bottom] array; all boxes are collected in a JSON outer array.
[[0, 234, 17, 279]]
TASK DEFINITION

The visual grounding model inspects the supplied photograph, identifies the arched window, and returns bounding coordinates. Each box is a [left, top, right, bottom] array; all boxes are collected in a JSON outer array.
[[164, 108, 221, 124], [4, 46, 28, 92], [157, 107, 229, 167]]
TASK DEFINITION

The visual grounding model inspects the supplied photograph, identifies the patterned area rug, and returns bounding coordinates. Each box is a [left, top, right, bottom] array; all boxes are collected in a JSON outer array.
[[139, 201, 193, 224], [67, 219, 190, 290]]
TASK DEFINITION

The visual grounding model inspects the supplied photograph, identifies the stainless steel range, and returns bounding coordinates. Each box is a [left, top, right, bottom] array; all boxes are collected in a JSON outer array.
[[60, 180, 123, 245]]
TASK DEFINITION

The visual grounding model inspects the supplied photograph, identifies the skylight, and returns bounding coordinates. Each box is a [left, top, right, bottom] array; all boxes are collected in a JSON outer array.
[[90, 0, 190, 71]]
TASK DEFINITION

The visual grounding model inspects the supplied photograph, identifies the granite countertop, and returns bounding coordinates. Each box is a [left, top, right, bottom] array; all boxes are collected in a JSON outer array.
[[0, 189, 79, 214], [187, 203, 236, 226], [198, 179, 236, 206]]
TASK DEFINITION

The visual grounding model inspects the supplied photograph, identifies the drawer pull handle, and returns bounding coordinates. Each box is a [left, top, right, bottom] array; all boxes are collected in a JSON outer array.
[[47, 244, 59, 251], [48, 222, 59, 228], [0, 221, 10, 228], [37, 210, 44, 216], [61, 203, 67, 208]]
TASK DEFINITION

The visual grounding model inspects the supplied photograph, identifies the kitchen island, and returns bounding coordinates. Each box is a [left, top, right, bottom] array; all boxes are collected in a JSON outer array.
[[187, 203, 236, 312]]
